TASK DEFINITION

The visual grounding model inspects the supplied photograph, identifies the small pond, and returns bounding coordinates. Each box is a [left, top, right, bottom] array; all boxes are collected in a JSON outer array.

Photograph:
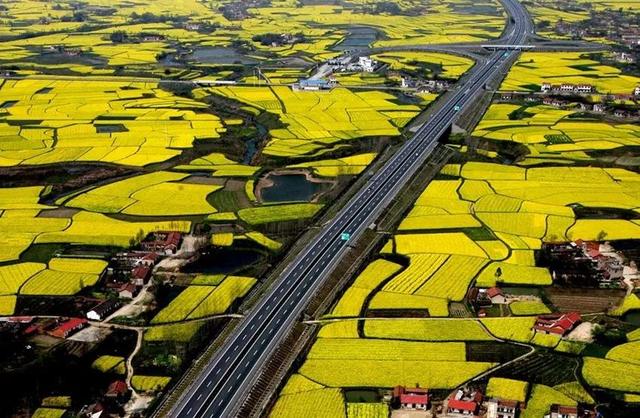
[[334, 26, 378, 50], [191, 47, 260, 64], [344, 390, 380, 403], [624, 311, 640, 327], [183, 246, 264, 275], [259, 173, 332, 203]]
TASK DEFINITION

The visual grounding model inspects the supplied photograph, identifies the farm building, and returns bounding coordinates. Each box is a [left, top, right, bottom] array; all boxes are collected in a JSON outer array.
[[486, 399, 519, 418], [86, 300, 121, 321], [446, 388, 483, 417], [486, 287, 506, 304], [393, 386, 430, 410], [48, 318, 88, 339], [533, 312, 581, 336], [106, 380, 129, 401], [294, 78, 334, 91], [117, 283, 139, 299], [131, 265, 152, 286]]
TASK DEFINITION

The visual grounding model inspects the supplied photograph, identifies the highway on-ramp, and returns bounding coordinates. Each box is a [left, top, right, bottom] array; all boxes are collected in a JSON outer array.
[[168, 1, 533, 417]]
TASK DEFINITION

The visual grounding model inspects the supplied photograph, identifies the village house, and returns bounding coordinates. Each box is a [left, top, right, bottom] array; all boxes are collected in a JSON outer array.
[[294, 78, 335, 91], [549, 404, 579, 418], [486, 398, 519, 418], [393, 386, 430, 410], [547, 404, 596, 418], [117, 282, 139, 299], [614, 51, 635, 63], [86, 299, 121, 321], [131, 264, 152, 286], [533, 312, 581, 336], [142, 34, 165, 42], [184, 22, 201, 31], [79, 402, 105, 418], [105, 380, 129, 402], [357, 56, 377, 72], [141, 231, 182, 255], [446, 388, 483, 417], [48, 318, 88, 339], [487, 287, 506, 304]]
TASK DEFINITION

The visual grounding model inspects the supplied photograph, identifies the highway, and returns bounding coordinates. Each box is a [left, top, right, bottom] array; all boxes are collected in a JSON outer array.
[[168, 1, 533, 417]]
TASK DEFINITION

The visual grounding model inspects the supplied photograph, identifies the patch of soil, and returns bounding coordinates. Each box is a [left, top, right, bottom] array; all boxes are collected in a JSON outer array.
[[545, 287, 626, 313]]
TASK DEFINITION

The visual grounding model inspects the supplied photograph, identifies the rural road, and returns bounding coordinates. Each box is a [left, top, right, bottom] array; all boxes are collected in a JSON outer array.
[[166, 0, 534, 417]]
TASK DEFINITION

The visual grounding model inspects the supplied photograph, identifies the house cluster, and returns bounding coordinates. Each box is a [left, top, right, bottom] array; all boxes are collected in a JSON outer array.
[[541, 240, 627, 288], [387, 383, 595, 417], [547, 404, 596, 418], [540, 97, 638, 118], [103, 231, 182, 299], [327, 55, 378, 73], [540, 82, 594, 94], [79, 379, 131, 417], [400, 75, 450, 93], [42, 45, 82, 56], [105, 251, 156, 299], [445, 385, 594, 418], [533, 312, 582, 336], [392, 386, 430, 410], [552, 7, 640, 49], [614, 51, 635, 64], [23, 317, 88, 340]]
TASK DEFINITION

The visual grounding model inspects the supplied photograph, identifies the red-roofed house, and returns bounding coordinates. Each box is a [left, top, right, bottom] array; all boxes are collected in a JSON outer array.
[[447, 398, 479, 416], [131, 265, 151, 286], [393, 386, 430, 410], [117, 283, 139, 299], [550, 404, 578, 418], [106, 380, 129, 400], [141, 231, 182, 255], [533, 312, 581, 336], [486, 287, 506, 304], [587, 249, 601, 259], [401, 393, 430, 410], [48, 318, 88, 339]]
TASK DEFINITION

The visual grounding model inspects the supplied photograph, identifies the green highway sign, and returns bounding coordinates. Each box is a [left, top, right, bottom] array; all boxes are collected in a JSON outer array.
[[340, 232, 351, 241]]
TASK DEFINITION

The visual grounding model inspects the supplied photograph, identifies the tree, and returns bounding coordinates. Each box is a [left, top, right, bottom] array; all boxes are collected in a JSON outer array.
[[110, 30, 128, 43], [495, 267, 503, 278], [596, 230, 608, 241]]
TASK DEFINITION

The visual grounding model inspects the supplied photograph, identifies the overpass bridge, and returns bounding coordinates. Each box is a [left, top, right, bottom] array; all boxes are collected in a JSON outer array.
[[482, 44, 535, 50]]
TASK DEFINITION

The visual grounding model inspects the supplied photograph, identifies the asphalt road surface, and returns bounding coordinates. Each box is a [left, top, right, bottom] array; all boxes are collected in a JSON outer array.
[[169, 1, 533, 416]]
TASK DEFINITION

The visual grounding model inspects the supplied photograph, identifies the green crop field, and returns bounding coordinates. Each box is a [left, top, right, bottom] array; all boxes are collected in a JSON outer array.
[[238, 203, 323, 225], [66, 172, 222, 216], [131, 375, 172, 393], [0, 80, 224, 167], [473, 102, 640, 166], [151, 276, 256, 324], [204, 86, 423, 158], [501, 52, 640, 94], [486, 377, 529, 402]]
